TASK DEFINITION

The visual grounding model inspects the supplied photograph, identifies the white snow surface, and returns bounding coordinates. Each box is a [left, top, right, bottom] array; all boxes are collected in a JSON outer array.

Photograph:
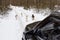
[[0, 5, 51, 40]]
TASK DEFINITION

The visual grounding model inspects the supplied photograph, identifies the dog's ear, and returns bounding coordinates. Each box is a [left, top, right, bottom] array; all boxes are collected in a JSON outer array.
[[51, 6, 60, 18], [51, 11, 60, 20]]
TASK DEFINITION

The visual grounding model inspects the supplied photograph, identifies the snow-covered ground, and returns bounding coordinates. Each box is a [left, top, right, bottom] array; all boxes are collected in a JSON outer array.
[[0, 5, 51, 40]]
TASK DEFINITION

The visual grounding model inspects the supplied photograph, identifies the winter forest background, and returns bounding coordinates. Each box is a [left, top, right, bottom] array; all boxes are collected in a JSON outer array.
[[0, 0, 60, 11], [0, 0, 60, 40]]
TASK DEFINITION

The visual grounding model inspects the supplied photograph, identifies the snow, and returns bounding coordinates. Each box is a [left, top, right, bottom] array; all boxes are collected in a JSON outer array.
[[0, 5, 51, 40]]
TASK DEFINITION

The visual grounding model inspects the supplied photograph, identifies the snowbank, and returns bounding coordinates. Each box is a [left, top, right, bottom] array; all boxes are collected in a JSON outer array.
[[0, 5, 51, 40]]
